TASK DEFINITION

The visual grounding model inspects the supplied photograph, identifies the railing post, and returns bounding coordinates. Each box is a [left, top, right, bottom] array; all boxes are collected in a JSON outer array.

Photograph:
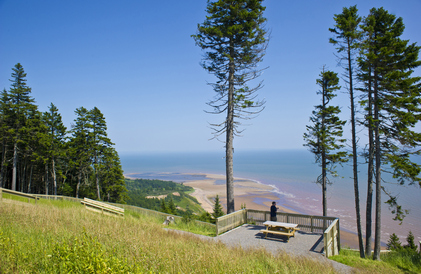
[[337, 219, 340, 252], [311, 216, 313, 233]]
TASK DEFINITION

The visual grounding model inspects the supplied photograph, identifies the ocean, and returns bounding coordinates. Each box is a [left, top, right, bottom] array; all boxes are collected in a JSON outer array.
[[120, 149, 421, 245]]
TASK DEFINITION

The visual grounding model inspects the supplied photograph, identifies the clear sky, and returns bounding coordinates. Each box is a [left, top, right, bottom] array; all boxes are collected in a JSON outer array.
[[1, 0, 420, 154]]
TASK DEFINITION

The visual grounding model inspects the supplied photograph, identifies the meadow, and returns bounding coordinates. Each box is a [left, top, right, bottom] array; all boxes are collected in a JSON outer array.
[[0, 196, 336, 273]]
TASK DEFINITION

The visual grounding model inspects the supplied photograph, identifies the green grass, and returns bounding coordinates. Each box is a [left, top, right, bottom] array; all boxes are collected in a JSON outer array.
[[0, 197, 338, 273], [330, 248, 421, 273]]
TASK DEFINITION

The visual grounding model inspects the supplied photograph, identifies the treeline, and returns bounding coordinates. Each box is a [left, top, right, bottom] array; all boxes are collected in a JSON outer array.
[[0, 63, 127, 203], [125, 178, 196, 212]]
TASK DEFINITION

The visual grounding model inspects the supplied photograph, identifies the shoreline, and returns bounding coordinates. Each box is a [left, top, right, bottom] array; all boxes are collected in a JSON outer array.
[[125, 172, 361, 249]]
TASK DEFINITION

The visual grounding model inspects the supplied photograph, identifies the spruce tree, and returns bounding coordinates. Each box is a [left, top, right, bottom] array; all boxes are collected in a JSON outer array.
[[42, 103, 67, 196], [8, 63, 38, 191], [88, 107, 113, 200], [193, 0, 268, 213], [212, 195, 224, 219], [329, 5, 365, 258], [303, 68, 347, 217], [387, 233, 402, 251]]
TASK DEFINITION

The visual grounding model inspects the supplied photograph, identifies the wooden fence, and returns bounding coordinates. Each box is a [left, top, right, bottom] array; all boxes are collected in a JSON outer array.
[[215, 209, 247, 235], [0, 187, 39, 204], [246, 209, 337, 234], [81, 197, 124, 216], [324, 218, 340, 257]]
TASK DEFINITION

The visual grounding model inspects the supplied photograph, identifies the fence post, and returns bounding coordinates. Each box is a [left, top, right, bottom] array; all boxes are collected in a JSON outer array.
[[337, 219, 341, 252], [216, 218, 219, 236], [0, 188, 2, 202], [311, 216, 313, 233]]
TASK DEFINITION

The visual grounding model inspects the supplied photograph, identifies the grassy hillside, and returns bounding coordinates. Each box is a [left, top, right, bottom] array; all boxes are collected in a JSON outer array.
[[0, 197, 338, 273]]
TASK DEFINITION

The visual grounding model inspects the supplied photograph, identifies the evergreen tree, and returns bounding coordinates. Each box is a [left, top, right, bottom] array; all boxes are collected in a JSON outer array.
[[329, 5, 365, 258], [42, 103, 67, 196], [88, 107, 113, 200], [160, 199, 168, 213], [405, 231, 417, 251], [99, 147, 127, 203], [167, 196, 177, 215], [387, 233, 402, 251], [192, 0, 268, 213], [7, 63, 38, 191], [359, 7, 421, 260], [69, 107, 92, 198], [303, 68, 347, 217], [212, 195, 224, 219]]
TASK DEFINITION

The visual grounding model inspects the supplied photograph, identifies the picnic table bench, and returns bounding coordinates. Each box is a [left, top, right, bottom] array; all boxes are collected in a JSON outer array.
[[81, 197, 124, 216], [260, 221, 300, 242]]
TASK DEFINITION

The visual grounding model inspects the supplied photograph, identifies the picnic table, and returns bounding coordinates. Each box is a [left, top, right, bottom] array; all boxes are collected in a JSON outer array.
[[260, 221, 300, 242]]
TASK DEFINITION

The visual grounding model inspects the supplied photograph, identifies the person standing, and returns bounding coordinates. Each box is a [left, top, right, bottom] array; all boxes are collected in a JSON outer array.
[[270, 201, 279, 221]]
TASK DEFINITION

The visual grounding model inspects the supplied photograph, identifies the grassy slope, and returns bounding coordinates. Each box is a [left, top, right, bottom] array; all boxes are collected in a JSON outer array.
[[0, 197, 338, 273]]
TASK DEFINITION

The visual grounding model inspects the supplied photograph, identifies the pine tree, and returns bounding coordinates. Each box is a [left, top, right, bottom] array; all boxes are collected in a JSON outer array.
[[329, 5, 365, 258], [69, 107, 92, 198], [160, 199, 168, 213], [212, 195, 224, 219], [304, 68, 348, 217], [359, 7, 421, 260], [88, 107, 113, 200], [193, 0, 268, 213], [168, 196, 177, 215], [7, 63, 38, 191], [42, 103, 67, 196], [405, 231, 417, 251], [387, 233, 402, 251]]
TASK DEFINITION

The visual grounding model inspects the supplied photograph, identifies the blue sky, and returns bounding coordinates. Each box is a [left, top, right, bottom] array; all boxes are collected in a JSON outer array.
[[1, 0, 420, 154]]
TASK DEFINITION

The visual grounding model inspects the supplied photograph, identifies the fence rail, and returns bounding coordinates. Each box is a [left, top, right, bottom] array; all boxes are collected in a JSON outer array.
[[81, 197, 124, 215], [0, 187, 39, 204], [246, 209, 336, 234]]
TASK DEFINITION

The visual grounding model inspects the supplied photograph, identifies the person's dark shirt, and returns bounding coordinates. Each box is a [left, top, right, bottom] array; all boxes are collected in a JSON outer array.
[[270, 205, 277, 217]]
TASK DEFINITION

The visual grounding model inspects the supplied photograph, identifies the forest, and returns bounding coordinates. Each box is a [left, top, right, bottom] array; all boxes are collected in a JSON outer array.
[[0, 63, 127, 203]]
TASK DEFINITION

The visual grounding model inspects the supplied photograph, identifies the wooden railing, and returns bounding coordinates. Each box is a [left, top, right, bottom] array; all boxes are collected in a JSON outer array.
[[324, 218, 340, 257], [0, 187, 39, 204], [81, 197, 124, 215], [246, 209, 336, 234], [215, 209, 340, 257], [215, 209, 247, 235]]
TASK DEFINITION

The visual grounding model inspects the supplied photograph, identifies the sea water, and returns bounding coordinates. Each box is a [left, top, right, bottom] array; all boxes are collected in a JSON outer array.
[[120, 149, 421, 245]]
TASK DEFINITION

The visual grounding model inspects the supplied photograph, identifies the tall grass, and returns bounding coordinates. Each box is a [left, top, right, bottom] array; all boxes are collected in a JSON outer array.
[[0, 198, 338, 273], [330, 248, 421, 274]]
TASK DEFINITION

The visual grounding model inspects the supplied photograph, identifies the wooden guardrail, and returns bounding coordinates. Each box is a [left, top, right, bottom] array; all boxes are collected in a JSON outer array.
[[246, 209, 336, 233], [324, 218, 340, 257], [216, 209, 247, 235], [81, 197, 124, 216], [215, 209, 340, 257], [0, 187, 39, 204]]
